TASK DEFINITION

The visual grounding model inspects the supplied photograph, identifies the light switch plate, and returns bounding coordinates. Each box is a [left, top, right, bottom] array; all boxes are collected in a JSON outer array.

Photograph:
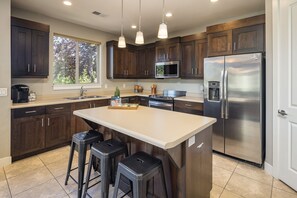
[[0, 88, 8, 96], [188, 136, 195, 147]]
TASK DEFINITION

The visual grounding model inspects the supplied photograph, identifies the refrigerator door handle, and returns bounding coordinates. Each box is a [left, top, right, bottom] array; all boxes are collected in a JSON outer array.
[[220, 70, 225, 119], [224, 70, 229, 119]]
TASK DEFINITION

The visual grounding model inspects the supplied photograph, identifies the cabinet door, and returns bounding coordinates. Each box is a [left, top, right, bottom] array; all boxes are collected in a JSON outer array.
[[145, 46, 156, 78], [167, 43, 180, 61], [207, 30, 232, 57], [129, 96, 139, 104], [126, 49, 137, 77], [155, 46, 167, 62], [137, 48, 146, 77], [31, 30, 49, 77], [73, 102, 92, 133], [93, 99, 108, 108], [46, 113, 71, 147], [181, 41, 195, 78], [11, 115, 45, 158], [114, 47, 126, 77], [232, 24, 264, 54], [11, 26, 32, 77], [139, 97, 149, 106], [195, 40, 207, 78]]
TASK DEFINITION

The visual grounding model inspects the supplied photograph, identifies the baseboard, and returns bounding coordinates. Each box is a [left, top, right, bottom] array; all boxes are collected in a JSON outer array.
[[0, 156, 11, 167], [264, 161, 273, 175]]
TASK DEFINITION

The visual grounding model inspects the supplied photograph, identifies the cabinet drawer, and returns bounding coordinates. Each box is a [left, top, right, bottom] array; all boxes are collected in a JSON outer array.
[[46, 104, 71, 114], [13, 106, 46, 118], [174, 101, 203, 115]]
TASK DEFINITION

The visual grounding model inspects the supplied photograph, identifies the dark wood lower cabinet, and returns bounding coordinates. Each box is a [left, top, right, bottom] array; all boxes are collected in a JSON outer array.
[[11, 115, 46, 158], [174, 100, 203, 115], [139, 97, 149, 106]]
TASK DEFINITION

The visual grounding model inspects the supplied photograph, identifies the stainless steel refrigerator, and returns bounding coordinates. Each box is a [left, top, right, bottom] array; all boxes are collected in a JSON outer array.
[[203, 53, 264, 165]]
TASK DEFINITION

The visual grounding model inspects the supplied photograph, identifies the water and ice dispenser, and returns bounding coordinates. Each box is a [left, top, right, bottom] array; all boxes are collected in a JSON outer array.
[[208, 81, 220, 101]]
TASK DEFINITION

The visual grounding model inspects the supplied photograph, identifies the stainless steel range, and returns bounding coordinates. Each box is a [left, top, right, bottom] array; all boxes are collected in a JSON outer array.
[[148, 90, 186, 111]]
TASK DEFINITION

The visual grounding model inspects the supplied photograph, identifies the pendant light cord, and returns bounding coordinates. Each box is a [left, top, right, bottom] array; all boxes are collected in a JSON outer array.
[[138, 0, 142, 31], [121, 0, 124, 36], [162, 0, 165, 23]]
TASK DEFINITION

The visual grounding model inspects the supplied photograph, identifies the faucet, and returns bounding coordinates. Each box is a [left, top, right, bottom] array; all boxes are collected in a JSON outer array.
[[80, 86, 87, 97]]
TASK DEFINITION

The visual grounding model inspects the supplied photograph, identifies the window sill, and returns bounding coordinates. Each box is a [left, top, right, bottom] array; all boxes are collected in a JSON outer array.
[[53, 84, 102, 91]]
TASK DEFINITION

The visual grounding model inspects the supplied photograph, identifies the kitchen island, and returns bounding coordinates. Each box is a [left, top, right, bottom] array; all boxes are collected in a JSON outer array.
[[74, 106, 216, 198]]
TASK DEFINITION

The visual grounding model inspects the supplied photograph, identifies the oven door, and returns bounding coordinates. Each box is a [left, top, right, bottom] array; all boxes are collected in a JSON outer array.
[[148, 100, 173, 111]]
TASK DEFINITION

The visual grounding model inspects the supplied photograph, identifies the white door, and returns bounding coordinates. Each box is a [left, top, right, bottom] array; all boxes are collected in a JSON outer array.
[[277, 0, 297, 190]]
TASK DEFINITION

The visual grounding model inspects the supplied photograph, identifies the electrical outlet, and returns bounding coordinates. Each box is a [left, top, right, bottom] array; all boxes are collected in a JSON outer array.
[[104, 84, 108, 89], [0, 88, 8, 96], [123, 84, 126, 88]]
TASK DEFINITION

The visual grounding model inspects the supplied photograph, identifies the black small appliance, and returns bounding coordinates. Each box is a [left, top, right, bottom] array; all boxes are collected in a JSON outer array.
[[11, 84, 29, 103]]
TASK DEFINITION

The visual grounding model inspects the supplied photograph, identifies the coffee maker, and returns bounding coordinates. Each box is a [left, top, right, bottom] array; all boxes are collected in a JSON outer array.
[[11, 84, 29, 103]]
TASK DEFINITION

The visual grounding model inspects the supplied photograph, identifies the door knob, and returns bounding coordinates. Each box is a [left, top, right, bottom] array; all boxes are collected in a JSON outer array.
[[278, 109, 288, 116]]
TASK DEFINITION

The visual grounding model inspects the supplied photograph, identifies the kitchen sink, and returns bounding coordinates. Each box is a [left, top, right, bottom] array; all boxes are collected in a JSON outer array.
[[65, 95, 104, 100]]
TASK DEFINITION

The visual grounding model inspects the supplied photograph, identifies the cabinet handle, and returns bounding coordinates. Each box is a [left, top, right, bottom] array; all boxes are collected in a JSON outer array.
[[27, 64, 30, 72], [197, 142, 204, 149], [195, 67, 198, 75], [93, 104, 96, 108], [41, 118, 44, 127], [47, 118, 50, 126], [185, 104, 192, 107], [54, 107, 64, 110], [127, 70, 129, 75], [89, 103, 92, 108], [233, 42, 236, 51], [33, 64, 37, 72], [25, 110, 37, 114]]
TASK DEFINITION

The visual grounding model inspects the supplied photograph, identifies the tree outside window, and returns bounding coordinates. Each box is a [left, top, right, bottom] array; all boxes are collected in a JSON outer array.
[[53, 34, 100, 87]]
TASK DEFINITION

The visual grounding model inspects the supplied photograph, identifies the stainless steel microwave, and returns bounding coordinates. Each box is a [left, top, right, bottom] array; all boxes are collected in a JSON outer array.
[[155, 61, 179, 78]]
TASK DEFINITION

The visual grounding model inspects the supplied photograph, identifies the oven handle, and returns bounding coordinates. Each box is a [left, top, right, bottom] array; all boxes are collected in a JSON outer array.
[[148, 100, 173, 111]]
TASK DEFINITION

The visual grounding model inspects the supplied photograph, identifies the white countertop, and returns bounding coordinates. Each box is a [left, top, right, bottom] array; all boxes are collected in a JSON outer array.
[[174, 96, 204, 103], [74, 106, 216, 149], [11, 93, 150, 109]]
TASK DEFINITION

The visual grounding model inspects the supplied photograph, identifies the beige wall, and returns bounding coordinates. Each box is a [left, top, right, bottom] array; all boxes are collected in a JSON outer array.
[[0, 0, 11, 166], [11, 8, 136, 98]]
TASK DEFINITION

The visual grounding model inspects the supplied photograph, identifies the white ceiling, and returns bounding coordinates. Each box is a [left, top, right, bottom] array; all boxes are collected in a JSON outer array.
[[11, 0, 265, 41]]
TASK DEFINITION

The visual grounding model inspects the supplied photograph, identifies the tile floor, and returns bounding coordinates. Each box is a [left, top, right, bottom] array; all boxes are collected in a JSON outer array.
[[0, 146, 296, 198]]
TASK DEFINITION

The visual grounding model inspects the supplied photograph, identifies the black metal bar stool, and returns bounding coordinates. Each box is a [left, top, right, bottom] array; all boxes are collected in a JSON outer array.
[[83, 139, 128, 198], [65, 130, 104, 198], [113, 151, 167, 198]]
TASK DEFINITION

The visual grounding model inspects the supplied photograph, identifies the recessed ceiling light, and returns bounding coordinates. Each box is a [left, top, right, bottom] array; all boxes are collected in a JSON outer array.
[[210, 0, 218, 2], [131, 25, 137, 29], [63, 0, 72, 6], [165, 12, 172, 17]]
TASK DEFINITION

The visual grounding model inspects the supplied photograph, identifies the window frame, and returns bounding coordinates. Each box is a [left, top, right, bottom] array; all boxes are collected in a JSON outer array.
[[52, 33, 102, 90]]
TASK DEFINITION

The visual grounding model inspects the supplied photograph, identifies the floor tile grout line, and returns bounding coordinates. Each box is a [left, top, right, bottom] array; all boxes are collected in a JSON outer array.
[[3, 167, 13, 198]]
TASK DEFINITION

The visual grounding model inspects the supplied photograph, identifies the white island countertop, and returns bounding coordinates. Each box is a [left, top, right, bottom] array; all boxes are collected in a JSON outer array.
[[74, 106, 216, 150]]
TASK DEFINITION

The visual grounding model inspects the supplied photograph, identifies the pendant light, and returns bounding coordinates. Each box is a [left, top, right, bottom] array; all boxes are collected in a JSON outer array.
[[118, 0, 126, 48], [158, 0, 168, 39], [135, 0, 144, 44]]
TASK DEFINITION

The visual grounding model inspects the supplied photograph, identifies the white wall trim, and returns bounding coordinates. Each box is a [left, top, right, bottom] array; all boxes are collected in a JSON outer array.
[[264, 162, 273, 175], [0, 156, 11, 167], [272, 0, 280, 179]]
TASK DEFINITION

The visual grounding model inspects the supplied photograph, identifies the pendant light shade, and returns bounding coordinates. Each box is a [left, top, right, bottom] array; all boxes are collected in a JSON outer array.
[[135, 31, 144, 44], [118, 36, 126, 48], [118, 0, 126, 48], [135, 0, 144, 44], [158, 23, 168, 39], [158, 0, 168, 39]]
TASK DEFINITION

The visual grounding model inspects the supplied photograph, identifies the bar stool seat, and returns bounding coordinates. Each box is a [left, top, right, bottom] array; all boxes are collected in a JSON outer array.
[[113, 151, 167, 198], [83, 139, 128, 198], [65, 130, 104, 198]]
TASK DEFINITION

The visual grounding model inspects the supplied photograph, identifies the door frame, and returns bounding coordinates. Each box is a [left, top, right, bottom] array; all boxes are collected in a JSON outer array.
[[272, 0, 280, 179]]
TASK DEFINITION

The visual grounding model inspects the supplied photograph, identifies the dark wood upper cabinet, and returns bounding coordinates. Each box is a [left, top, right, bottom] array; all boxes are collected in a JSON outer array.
[[207, 30, 232, 57], [11, 17, 49, 78], [232, 24, 264, 54], [106, 41, 137, 79], [137, 44, 155, 78], [206, 14, 265, 57], [155, 37, 181, 62], [181, 33, 207, 79]]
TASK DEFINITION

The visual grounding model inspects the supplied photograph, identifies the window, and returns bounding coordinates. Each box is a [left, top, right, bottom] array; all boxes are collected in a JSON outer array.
[[53, 34, 101, 89]]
